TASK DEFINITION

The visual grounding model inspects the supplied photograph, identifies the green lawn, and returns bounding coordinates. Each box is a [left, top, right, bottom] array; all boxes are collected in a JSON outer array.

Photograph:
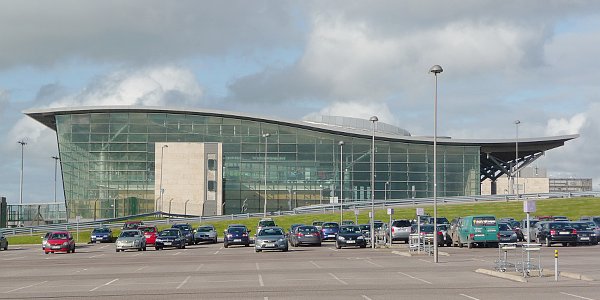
[[7, 196, 600, 245]]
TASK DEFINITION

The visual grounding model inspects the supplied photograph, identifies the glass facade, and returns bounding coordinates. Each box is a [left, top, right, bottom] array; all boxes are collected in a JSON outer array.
[[55, 111, 480, 219]]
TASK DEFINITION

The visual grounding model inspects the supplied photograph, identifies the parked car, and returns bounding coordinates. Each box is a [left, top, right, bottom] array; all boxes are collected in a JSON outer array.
[[335, 225, 367, 249], [412, 224, 445, 246], [155, 228, 187, 250], [321, 222, 340, 241], [0, 232, 8, 250], [423, 217, 450, 225], [391, 219, 412, 244], [116, 229, 147, 252], [554, 216, 569, 221], [522, 218, 540, 242], [138, 226, 158, 245], [535, 221, 577, 247], [502, 220, 524, 241], [122, 220, 144, 230], [194, 225, 218, 244], [497, 222, 518, 243], [437, 223, 453, 246], [312, 221, 324, 231], [286, 223, 304, 241], [171, 223, 194, 245], [44, 231, 76, 254], [569, 221, 598, 245], [453, 215, 499, 248], [289, 225, 321, 247], [358, 224, 371, 241], [224, 226, 251, 248], [257, 218, 276, 233], [255, 227, 288, 252], [580, 216, 600, 227], [341, 220, 355, 225], [90, 227, 113, 243], [582, 221, 600, 237], [41, 232, 51, 250]]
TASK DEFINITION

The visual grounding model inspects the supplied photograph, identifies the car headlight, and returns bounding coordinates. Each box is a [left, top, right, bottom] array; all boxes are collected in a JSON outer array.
[[338, 236, 345, 241], [591, 233, 597, 236], [62, 242, 69, 246], [156, 238, 162, 242], [278, 238, 285, 243], [357, 236, 364, 239]]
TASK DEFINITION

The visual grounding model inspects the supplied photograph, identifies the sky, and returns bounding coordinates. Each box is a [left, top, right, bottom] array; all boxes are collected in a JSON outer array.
[[1, 0, 600, 204]]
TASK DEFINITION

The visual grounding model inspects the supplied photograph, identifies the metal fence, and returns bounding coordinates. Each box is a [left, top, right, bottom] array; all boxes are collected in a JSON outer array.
[[2, 191, 599, 237]]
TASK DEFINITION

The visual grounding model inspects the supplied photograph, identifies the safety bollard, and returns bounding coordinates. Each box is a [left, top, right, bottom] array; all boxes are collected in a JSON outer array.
[[554, 249, 559, 281]]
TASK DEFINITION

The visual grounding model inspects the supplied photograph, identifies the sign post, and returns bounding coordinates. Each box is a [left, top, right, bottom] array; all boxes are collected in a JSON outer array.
[[523, 200, 536, 243], [387, 208, 394, 247], [354, 208, 359, 225], [416, 208, 423, 254]]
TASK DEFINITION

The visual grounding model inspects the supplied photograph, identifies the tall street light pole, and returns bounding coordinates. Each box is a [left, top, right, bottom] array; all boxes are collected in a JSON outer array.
[[339, 141, 344, 224], [369, 116, 378, 249], [159, 144, 168, 213], [52, 156, 60, 203], [262, 133, 270, 217], [430, 64, 443, 263], [515, 120, 521, 199], [18, 140, 27, 205]]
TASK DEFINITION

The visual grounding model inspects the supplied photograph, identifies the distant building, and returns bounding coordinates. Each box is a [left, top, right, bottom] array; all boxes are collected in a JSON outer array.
[[481, 166, 592, 194], [549, 178, 593, 192]]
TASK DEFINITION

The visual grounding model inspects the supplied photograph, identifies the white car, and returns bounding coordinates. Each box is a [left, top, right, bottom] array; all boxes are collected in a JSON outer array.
[[115, 230, 146, 252], [194, 225, 218, 244]]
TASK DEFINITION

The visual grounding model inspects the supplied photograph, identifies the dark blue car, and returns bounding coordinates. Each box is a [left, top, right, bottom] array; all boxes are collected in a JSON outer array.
[[90, 227, 113, 243], [171, 223, 194, 245], [224, 226, 251, 248], [321, 222, 340, 241]]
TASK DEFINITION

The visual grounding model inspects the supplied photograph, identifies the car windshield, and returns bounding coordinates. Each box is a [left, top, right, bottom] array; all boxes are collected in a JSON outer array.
[[258, 228, 283, 236], [374, 222, 384, 229], [259, 220, 276, 227], [323, 223, 339, 228], [312, 221, 324, 226], [549, 223, 572, 230], [173, 225, 191, 231], [420, 225, 434, 233], [197, 227, 213, 232], [92, 228, 110, 233], [339, 226, 361, 234], [159, 230, 180, 236], [228, 227, 246, 234], [359, 225, 370, 231], [498, 223, 512, 231], [473, 217, 496, 226], [50, 233, 68, 239], [393, 220, 411, 227], [570, 223, 591, 230], [298, 226, 317, 233], [140, 227, 156, 233], [120, 231, 139, 238]]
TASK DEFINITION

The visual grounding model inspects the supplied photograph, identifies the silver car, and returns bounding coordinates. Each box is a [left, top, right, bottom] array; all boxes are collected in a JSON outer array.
[[194, 225, 218, 244], [116, 230, 147, 252], [391, 219, 412, 243], [255, 227, 288, 252]]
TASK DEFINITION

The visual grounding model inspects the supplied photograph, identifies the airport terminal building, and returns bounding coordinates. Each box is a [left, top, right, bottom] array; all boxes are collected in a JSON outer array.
[[25, 106, 577, 219]]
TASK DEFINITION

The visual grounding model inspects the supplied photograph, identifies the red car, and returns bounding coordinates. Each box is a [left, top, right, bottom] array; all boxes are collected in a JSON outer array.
[[44, 231, 76, 254], [139, 226, 158, 244]]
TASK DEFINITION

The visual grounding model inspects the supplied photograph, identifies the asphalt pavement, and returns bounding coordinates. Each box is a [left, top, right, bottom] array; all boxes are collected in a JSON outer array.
[[0, 240, 599, 299]]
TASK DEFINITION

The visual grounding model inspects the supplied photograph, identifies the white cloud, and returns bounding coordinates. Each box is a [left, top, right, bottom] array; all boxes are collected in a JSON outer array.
[[545, 113, 587, 136]]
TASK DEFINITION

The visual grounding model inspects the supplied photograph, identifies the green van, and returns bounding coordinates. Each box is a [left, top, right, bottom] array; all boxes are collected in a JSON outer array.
[[454, 215, 499, 248]]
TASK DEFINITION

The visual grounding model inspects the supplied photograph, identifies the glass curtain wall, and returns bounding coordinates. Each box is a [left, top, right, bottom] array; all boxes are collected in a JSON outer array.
[[55, 112, 480, 219]]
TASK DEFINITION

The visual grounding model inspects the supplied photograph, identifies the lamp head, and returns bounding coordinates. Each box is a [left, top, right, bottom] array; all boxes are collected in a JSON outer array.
[[429, 65, 443, 74], [515, 120, 521, 125], [262, 133, 270, 138], [369, 116, 378, 122], [339, 141, 344, 146]]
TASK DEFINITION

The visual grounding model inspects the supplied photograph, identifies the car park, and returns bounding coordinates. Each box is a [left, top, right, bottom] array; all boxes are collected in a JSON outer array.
[[255, 227, 288, 252], [194, 225, 218, 244], [90, 227, 113, 243], [453, 215, 499, 248], [341, 220, 355, 225], [224, 226, 251, 248], [497, 222, 518, 243], [321, 222, 340, 241], [289, 225, 321, 247], [44, 231, 76, 254], [569, 221, 598, 245], [0, 232, 8, 250], [139, 226, 158, 245], [335, 225, 367, 249], [391, 219, 412, 243], [580, 216, 600, 227], [535, 221, 578, 247], [437, 223, 453, 246], [116, 229, 147, 252], [155, 228, 187, 250], [522, 218, 540, 242], [257, 218, 276, 233], [358, 224, 371, 241], [41, 232, 51, 250], [122, 220, 144, 230], [171, 223, 194, 245], [502, 220, 524, 241], [412, 224, 446, 246], [286, 223, 304, 241], [312, 221, 324, 231]]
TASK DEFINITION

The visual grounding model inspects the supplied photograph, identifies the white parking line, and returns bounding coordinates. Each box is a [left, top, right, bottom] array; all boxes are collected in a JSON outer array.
[[4, 281, 47, 293], [362, 295, 373, 300], [3, 256, 26, 261], [365, 260, 383, 268], [258, 274, 264, 287], [561, 292, 595, 300], [74, 268, 87, 273], [136, 266, 147, 272], [132, 253, 142, 257], [460, 294, 481, 300], [172, 252, 182, 256], [310, 261, 322, 269], [327, 248, 339, 252], [255, 262, 260, 270], [328, 273, 348, 285], [214, 250, 220, 254], [88, 254, 105, 258], [100, 245, 110, 249], [176, 276, 191, 289], [418, 258, 432, 264], [195, 264, 204, 271], [397, 272, 432, 284], [89, 278, 119, 292]]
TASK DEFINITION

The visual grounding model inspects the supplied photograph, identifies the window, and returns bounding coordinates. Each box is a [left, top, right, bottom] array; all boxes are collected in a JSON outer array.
[[207, 180, 216, 192], [208, 159, 216, 171]]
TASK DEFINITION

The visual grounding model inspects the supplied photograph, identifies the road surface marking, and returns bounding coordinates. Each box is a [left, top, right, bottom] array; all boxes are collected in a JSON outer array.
[[418, 258, 432, 264], [172, 252, 182, 256], [365, 260, 383, 267], [3, 256, 26, 261], [100, 245, 110, 249], [328, 273, 348, 285], [195, 264, 204, 271], [90, 278, 119, 292], [89, 254, 105, 258], [362, 295, 373, 300], [310, 261, 322, 269], [214, 250, 220, 254], [398, 272, 432, 284], [75, 268, 88, 273], [561, 292, 595, 300], [258, 274, 264, 287], [5, 281, 47, 293], [176, 276, 191, 289], [136, 266, 147, 271], [256, 262, 260, 270], [460, 294, 481, 300]]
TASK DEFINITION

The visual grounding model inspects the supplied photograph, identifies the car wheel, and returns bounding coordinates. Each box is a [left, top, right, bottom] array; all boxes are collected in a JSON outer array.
[[155, 247, 160, 250], [214, 237, 218, 244], [255, 249, 261, 252], [571, 242, 578, 247], [335, 242, 341, 249], [245, 243, 249, 247], [360, 244, 366, 248], [467, 242, 473, 249], [72, 247, 75, 253], [143, 246, 147, 251], [224, 243, 228, 248], [116, 249, 119, 252], [546, 237, 552, 247], [283, 247, 288, 252], [317, 243, 322, 247]]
